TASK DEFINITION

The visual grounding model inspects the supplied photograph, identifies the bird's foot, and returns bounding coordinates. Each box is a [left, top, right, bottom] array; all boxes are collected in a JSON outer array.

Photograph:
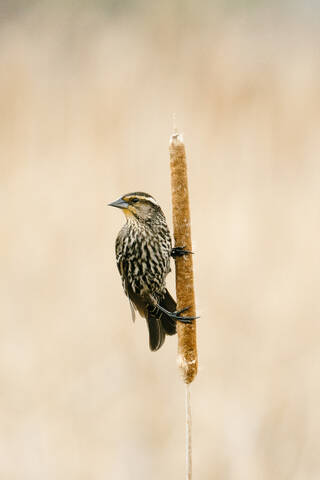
[[156, 304, 198, 323], [171, 246, 193, 258]]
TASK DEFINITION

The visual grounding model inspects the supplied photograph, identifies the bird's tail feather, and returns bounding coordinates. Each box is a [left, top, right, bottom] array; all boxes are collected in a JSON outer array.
[[159, 289, 177, 336], [146, 289, 177, 351], [146, 314, 166, 351]]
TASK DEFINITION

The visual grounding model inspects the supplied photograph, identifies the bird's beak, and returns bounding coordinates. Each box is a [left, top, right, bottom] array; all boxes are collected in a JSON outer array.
[[108, 197, 129, 209]]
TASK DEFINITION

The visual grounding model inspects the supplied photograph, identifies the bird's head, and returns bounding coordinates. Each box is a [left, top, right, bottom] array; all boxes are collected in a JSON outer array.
[[109, 192, 162, 222]]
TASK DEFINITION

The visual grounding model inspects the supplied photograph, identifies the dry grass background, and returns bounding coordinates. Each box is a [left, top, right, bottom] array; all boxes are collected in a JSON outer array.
[[1, 2, 320, 479]]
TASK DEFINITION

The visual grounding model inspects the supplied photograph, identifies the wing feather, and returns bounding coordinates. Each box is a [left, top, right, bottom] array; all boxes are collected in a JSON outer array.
[[128, 298, 136, 323]]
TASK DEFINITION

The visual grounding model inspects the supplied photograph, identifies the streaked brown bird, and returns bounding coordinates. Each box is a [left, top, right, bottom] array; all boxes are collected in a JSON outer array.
[[109, 192, 194, 351]]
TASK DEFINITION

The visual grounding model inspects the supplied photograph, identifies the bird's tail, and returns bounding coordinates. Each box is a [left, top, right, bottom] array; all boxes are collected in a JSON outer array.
[[146, 289, 177, 351], [159, 289, 177, 335]]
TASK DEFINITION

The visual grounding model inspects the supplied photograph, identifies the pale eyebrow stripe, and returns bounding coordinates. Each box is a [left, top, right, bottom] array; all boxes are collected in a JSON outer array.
[[126, 195, 159, 206], [142, 196, 159, 206]]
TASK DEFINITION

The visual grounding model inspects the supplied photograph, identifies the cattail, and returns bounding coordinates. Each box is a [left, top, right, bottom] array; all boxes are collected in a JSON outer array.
[[170, 130, 198, 480], [169, 131, 198, 383]]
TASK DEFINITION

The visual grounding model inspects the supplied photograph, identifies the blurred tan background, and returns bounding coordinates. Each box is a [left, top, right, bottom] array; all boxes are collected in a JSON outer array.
[[1, 1, 320, 478]]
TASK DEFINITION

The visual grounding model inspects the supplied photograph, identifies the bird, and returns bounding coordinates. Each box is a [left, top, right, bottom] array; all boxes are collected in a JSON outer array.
[[109, 192, 195, 351]]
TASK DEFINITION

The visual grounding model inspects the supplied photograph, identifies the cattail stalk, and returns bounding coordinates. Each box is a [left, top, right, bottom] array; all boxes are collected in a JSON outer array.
[[169, 132, 198, 383], [170, 131, 198, 480]]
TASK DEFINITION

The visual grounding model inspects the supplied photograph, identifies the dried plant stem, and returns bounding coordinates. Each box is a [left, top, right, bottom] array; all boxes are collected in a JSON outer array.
[[169, 132, 198, 384], [185, 383, 192, 480], [170, 131, 198, 480]]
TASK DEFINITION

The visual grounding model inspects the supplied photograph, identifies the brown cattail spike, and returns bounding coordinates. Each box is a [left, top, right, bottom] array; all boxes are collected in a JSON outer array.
[[169, 132, 198, 384]]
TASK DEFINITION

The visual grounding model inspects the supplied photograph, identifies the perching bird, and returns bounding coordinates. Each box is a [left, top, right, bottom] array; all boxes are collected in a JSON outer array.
[[109, 192, 195, 351]]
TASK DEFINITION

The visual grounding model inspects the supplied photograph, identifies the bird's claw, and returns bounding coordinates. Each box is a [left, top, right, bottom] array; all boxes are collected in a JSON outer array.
[[174, 306, 199, 323], [156, 304, 199, 323], [171, 246, 194, 258]]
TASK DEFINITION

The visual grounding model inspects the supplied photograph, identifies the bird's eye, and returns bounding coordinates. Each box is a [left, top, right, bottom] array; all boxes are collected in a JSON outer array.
[[131, 198, 139, 203]]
